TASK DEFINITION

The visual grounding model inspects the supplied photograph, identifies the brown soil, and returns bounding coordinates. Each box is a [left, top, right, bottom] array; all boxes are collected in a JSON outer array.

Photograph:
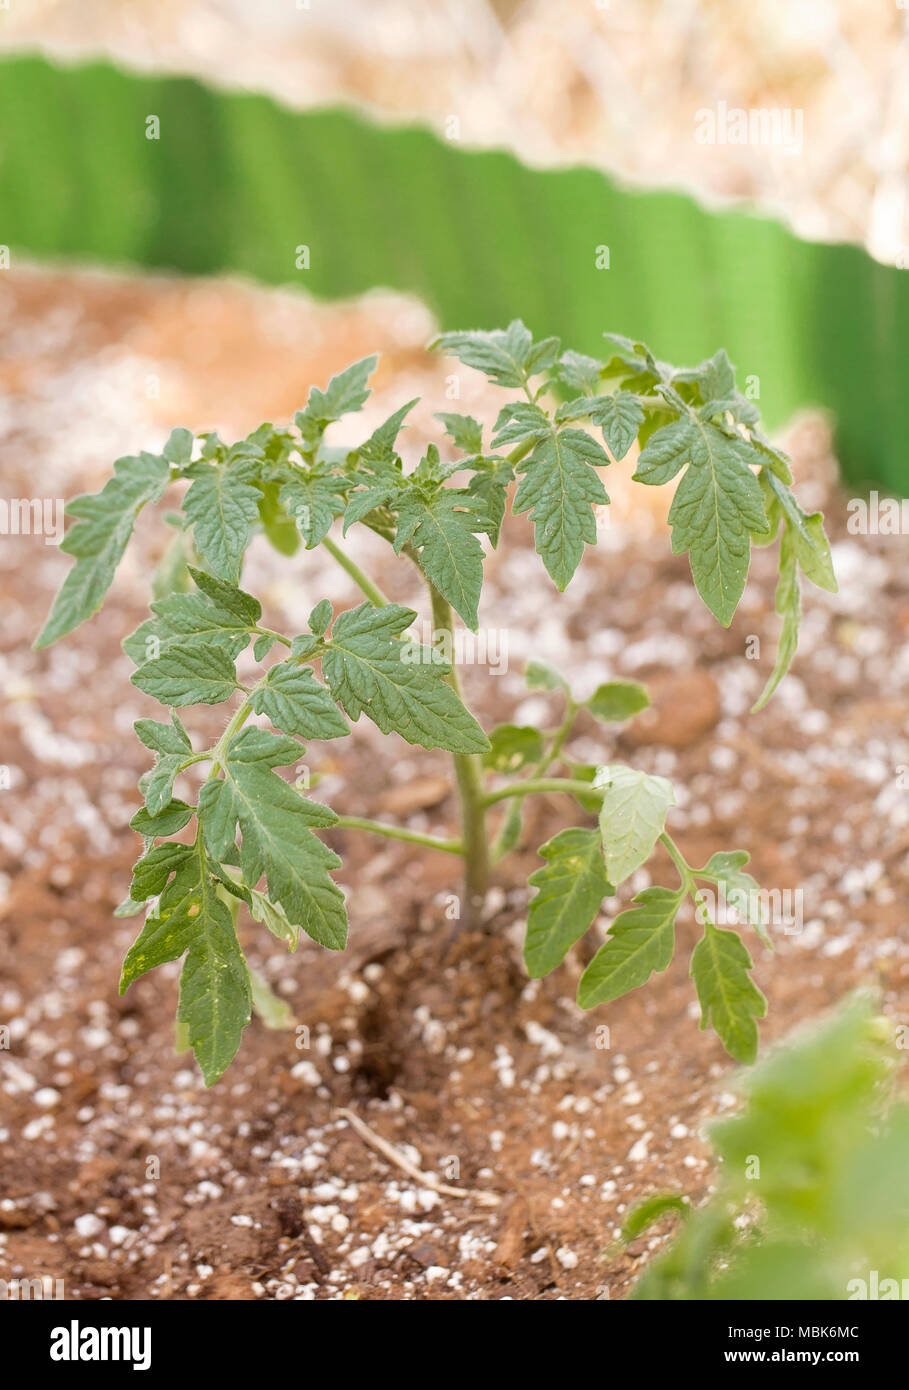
[[1, 266, 907, 1301]]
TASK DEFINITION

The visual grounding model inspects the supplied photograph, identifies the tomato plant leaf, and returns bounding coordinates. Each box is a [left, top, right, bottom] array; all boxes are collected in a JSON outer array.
[[586, 680, 650, 723], [120, 841, 252, 1086], [690, 920, 767, 1064], [524, 827, 613, 978], [183, 458, 261, 583], [36, 451, 170, 647], [250, 661, 349, 741], [596, 764, 675, 887], [321, 602, 489, 753], [577, 885, 683, 1008], [131, 642, 238, 706], [513, 427, 610, 590]]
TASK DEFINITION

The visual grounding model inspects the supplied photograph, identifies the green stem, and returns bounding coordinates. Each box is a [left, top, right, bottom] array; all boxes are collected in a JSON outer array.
[[322, 534, 389, 607], [490, 695, 578, 861], [253, 625, 292, 648], [208, 696, 255, 778], [429, 584, 489, 923], [659, 831, 694, 891], [333, 815, 463, 856], [481, 777, 598, 808]]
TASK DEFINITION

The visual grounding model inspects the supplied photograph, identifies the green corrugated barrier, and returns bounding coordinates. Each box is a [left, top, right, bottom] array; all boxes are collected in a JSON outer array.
[[1, 52, 904, 490]]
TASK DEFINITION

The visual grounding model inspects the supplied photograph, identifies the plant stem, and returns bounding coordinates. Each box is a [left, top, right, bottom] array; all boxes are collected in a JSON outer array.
[[333, 815, 463, 856], [481, 777, 598, 808], [659, 831, 693, 890], [253, 625, 293, 648], [208, 696, 255, 778], [322, 534, 389, 607], [491, 695, 578, 861], [429, 584, 489, 925]]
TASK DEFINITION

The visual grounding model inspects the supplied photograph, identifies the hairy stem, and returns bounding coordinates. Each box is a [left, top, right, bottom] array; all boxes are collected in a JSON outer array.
[[333, 815, 463, 856], [429, 584, 489, 925]]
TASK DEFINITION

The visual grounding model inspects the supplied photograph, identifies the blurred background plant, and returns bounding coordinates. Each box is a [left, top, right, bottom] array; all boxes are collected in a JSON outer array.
[[624, 993, 909, 1300]]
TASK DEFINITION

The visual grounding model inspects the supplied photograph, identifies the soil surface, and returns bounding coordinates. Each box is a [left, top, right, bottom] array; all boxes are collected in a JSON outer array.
[[1, 266, 907, 1300]]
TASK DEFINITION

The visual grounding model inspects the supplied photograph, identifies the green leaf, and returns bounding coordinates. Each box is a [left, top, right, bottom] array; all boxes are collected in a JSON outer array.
[[129, 570, 260, 664], [629, 995, 901, 1300], [690, 921, 766, 1064], [250, 661, 348, 741], [257, 480, 301, 556], [183, 459, 261, 582], [490, 401, 551, 449], [131, 642, 238, 706], [577, 886, 682, 1008], [595, 764, 675, 887], [129, 841, 194, 901], [696, 849, 773, 949], [308, 599, 333, 635], [524, 827, 612, 978], [343, 483, 397, 534], [248, 887, 299, 952], [355, 397, 418, 468], [586, 680, 650, 723], [752, 530, 800, 713], [514, 427, 609, 590], [322, 602, 489, 754], [766, 471, 837, 592], [621, 1193, 690, 1242], [432, 320, 536, 388], [558, 392, 644, 460], [555, 349, 602, 397], [483, 724, 545, 773], [189, 567, 262, 625], [635, 415, 767, 625], [465, 456, 513, 547], [436, 411, 483, 454], [134, 717, 192, 756], [143, 753, 182, 817], [36, 451, 170, 647], [200, 749, 347, 952], [253, 632, 276, 661], [130, 799, 194, 838], [120, 841, 251, 1085], [395, 489, 486, 629], [129, 834, 194, 900], [279, 465, 349, 549], [163, 427, 194, 465], [525, 659, 569, 694], [295, 355, 377, 450], [248, 965, 295, 1030]]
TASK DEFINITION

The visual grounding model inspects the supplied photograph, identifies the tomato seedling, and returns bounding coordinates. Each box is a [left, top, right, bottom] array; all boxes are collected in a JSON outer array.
[[37, 323, 835, 1083]]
